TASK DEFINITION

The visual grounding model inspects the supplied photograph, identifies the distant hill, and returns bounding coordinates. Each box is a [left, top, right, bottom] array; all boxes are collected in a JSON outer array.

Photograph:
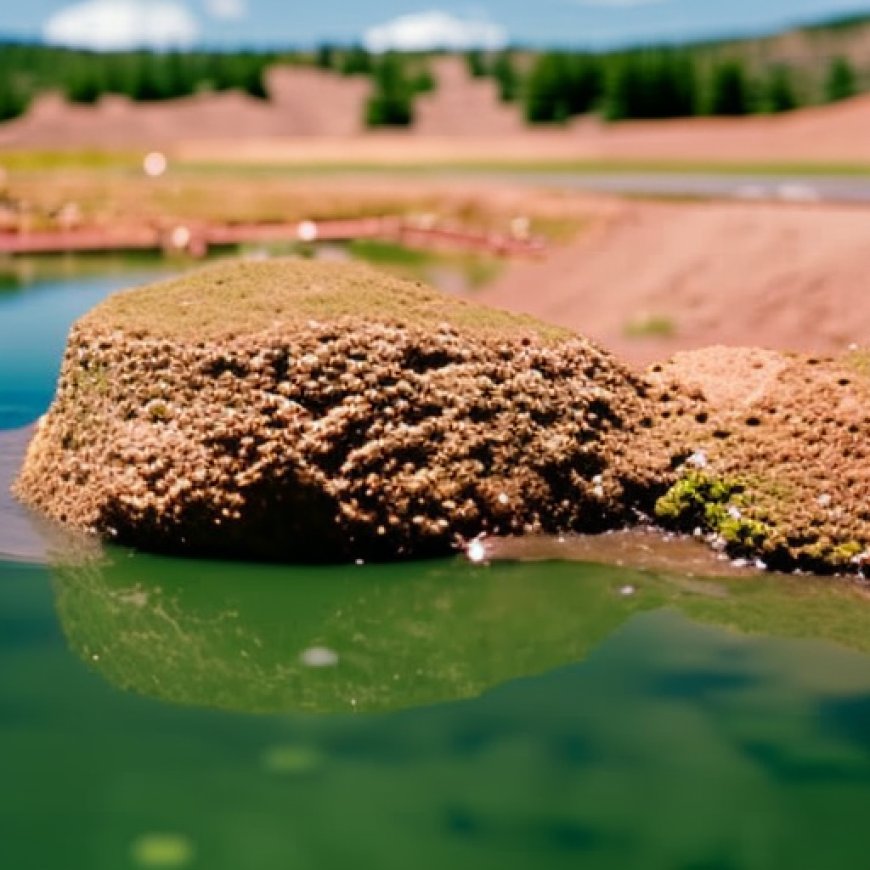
[[2, 9, 870, 132]]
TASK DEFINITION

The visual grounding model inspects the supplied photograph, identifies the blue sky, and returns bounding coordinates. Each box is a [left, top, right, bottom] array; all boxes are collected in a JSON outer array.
[[5, 0, 870, 51]]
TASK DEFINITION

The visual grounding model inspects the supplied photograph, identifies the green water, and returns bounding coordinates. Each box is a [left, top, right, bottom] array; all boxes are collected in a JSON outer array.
[[3, 256, 870, 870]]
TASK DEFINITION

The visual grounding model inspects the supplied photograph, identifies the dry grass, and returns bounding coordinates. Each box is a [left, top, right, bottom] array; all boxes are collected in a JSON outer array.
[[85, 258, 574, 343]]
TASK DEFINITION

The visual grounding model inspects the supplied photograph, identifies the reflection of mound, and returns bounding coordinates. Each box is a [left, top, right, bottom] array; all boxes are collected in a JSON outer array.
[[52, 550, 649, 714]]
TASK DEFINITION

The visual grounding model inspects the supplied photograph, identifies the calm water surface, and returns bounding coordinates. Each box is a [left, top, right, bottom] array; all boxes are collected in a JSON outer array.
[[2, 255, 870, 870]]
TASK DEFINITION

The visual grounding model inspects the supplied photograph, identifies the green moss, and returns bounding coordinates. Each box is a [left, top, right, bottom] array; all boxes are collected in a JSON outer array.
[[82, 258, 572, 344], [655, 470, 737, 522], [844, 348, 870, 380], [624, 313, 677, 339], [655, 470, 772, 546], [805, 539, 865, 565], [836, 541, 866, 559], [70, 363, 109, 396]]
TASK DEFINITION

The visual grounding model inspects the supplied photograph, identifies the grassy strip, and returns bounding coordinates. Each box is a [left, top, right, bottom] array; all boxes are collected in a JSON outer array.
[[5, 150, 870, 178], [173, 157, 870, 178], [0, 150, 143, 171]]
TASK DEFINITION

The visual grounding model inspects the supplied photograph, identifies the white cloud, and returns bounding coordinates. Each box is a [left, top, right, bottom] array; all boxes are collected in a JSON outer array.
[[363, 10, 508, 53], [204, 0, 246, 20], [43, 0, 199, 51]]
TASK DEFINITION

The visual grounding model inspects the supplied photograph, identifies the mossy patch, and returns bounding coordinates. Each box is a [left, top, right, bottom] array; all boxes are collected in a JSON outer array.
[[844, 348, 870, 380], [647, 347, 870, 573], [82, 258, 571, 344], [655, 470, 773, 548]]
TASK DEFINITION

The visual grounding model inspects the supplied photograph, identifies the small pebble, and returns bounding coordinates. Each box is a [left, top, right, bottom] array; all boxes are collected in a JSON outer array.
[[687, 450, 708, 469]]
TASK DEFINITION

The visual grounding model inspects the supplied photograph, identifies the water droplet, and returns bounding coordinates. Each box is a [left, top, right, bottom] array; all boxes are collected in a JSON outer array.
[[466, 539, 487, 564], [301, 646, 339, 668]]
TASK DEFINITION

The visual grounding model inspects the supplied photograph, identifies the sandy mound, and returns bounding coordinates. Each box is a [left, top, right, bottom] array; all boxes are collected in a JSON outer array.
[[648, 346, 870, 573], [14, 259, 661, 562]]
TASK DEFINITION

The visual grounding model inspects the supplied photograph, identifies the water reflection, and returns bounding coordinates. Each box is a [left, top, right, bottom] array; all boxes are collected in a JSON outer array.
[[4, 555, 870, 868], [52, 551, 650, 714], [52, 547, 870, 717]]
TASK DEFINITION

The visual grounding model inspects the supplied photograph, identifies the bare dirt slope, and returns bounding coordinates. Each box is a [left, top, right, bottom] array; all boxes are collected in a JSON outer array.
[[176, 94, 870, 165], [6, 57, 870, 163], [414, 57, 524, 137], [480, 199, 870, 366], [0, 67, 370, 149], [589, 94, 870, 163]]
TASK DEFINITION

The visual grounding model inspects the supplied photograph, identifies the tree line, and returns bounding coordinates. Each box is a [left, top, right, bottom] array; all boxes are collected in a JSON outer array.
[[0, 41, 862, 127], [0, 42, 436, 128], [0, 43, 278, 121], [479, 49, 860, 123], [315, 45, 435, 127]]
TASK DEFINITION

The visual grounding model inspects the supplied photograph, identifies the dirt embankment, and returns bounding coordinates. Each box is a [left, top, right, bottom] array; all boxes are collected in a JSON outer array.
[[482, 198, 870, 367], [5, 55, 870, 164]]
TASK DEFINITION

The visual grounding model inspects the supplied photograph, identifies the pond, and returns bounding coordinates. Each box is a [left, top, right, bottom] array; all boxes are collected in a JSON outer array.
[[2, 254, 870, 870]]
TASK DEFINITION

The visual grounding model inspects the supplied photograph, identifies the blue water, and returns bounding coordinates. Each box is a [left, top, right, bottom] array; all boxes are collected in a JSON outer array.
[[0, 259, 166, 428], [2, 255, 870, 870]]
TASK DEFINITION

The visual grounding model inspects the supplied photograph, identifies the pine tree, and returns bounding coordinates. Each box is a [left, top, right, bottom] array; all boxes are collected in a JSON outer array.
[[365, 53, 414, 126], [524, 53, 570, 123], [764, 65, 797, 113], [465, 50, 487, 78], [0, 78, 27, 121], [65, 55, 104, 104], [566, 54, 603, 116], [708, 60, 751, 115], [825, 56, 856, 102], [491, 51, 519, 103], [316, 44, 334, 70], [340, 46, 372, 76]]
